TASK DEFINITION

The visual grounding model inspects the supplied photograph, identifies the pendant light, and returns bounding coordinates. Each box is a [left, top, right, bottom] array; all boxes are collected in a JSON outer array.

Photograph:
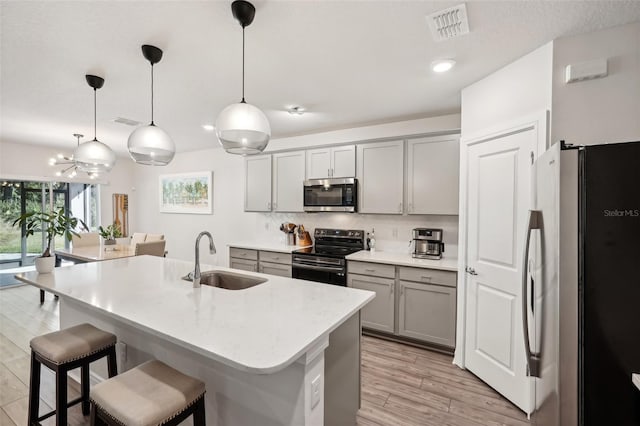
[[215, 0, 271, 155], [74, 75, 116, 174], [49, 134, 98, 179], [128, 45, 175, 165]]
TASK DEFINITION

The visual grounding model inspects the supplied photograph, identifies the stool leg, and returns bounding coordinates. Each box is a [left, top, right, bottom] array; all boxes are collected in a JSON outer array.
[[81, 364, 90, 415], [40, 289, 44, 304], [28, 352, 41, 425], [56, 366, 67, 426], [107, 346, 118, 377], [193, 397, 206, 426], [89, 400, 97, 426]]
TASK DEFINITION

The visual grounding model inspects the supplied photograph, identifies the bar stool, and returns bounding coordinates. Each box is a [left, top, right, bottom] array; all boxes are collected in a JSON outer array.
[[28, 323, 117, 425], [90, 360, 206, 426]]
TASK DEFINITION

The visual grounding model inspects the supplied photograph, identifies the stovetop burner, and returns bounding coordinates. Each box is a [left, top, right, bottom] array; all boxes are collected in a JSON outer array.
[[293, 228, 365, 259]]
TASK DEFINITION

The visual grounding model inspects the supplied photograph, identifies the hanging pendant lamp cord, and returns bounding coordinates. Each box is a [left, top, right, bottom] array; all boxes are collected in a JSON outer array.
[[151, 63, 155, 125], [241, 26, 246, 103], [93, 88, 97, 141]]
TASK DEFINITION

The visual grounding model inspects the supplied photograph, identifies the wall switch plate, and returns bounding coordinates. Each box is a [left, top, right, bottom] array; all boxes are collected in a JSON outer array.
[[311, 374, 322, 408]]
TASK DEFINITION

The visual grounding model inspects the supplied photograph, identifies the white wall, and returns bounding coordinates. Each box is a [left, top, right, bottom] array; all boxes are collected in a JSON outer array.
[[461, 42, 553, 137], [551, 22, 640, 146], [0, 140, 137, 232], [131, 114, 461, 265]]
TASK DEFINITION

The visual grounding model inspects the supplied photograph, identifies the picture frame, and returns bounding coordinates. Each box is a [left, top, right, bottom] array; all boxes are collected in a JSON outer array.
[[159, 171, 213, 214]]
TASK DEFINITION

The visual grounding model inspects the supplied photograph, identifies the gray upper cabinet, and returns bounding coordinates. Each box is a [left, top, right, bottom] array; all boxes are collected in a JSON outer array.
[[357, 140, 404, 214], [406, 136, 460, 215], [273, 151, 305, 212], [245, 155, 272, 212], [306, 145, 355, 179]]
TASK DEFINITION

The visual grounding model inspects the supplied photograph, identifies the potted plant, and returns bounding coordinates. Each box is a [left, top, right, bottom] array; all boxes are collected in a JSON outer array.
[[12, 208, 87, 273], [98, 223, 122, 245]]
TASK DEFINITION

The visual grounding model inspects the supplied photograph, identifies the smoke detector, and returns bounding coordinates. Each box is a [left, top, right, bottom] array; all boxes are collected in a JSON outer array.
[[426, 3, 470, 42]]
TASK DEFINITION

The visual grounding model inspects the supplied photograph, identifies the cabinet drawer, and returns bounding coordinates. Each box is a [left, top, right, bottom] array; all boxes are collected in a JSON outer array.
[[229, 248, 258, 260], [259, 261, 291, 278], [398, 266, 456, 287], [229, 258, 258, 272], [259, 251, 291, 265], [348, 261, 395, 279]]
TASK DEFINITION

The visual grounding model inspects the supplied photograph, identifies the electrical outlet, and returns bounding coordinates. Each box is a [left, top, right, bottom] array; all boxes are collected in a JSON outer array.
[[311, 374, 322, 408], [116, 342, 127, 363]]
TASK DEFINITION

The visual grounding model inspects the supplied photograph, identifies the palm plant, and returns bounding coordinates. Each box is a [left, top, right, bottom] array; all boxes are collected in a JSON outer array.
[[12, 208, 87, 257]]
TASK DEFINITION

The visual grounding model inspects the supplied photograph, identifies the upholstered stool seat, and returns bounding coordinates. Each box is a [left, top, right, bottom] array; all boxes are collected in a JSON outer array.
[[29, 323, 117, 426], [90, 360, 206, 426], [31, 323, 117, 364]]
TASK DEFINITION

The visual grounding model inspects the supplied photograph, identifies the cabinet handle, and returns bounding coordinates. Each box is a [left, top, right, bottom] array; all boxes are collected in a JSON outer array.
[[421, 276, 432, 281], [400, 285, 404, 296], [365, 268, 375, 273], [399, 202, 403, 213], [391, 283, 395, 295], [409, 203, 413, 213], [273, 202, 277, 210], [331, 168, 334, 177], [267, 202, 271, 210], [328, 168, 331, 177]]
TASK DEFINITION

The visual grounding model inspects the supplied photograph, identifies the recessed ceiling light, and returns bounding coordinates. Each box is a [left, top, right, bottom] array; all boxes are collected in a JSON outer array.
[[431, 59, 456, 73], [202, 124, 215, 131], [287, 106, 306, 115]]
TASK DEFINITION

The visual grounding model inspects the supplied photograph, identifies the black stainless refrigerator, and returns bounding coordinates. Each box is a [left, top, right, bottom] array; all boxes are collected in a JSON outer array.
[[526, 141, 640, 425]]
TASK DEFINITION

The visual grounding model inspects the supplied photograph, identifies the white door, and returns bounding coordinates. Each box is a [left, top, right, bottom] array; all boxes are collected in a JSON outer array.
[[462, 115, 547, 413], [357, 141, 404, 214], [306, 148, 331, 179], [245, 155, 272, 212], [331, 145, 356, 178], [406, 136, 460, 215], [273, 151, 305, 212]]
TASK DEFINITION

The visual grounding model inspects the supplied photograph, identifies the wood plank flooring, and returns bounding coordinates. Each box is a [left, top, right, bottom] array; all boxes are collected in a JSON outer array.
[[0, 285, 529, 426]]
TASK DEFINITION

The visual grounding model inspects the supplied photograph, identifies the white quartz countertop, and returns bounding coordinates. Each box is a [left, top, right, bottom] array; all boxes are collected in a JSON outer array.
[[345, 250, 458, 272], [228, 241, 312, 253], [15, 256, 373, 374], [633, 373, 640, 391]]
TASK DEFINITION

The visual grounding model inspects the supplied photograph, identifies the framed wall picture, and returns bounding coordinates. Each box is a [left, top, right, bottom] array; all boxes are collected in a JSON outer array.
[[112, 193, 129, 236], [159, 171, 213, 214]]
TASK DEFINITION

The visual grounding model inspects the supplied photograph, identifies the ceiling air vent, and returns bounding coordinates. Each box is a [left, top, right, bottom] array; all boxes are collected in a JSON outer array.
[[112, 117, 141, 126], [426, 3, 470, 42]]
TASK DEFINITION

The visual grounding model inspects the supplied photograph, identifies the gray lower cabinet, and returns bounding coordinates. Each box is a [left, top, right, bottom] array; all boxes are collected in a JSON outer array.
[[398, 280, 456, 347], [229, 248, 292, 278], [347, 273, 395, 333], [230, 257, 258, 272], [259, 261, 291, 277]]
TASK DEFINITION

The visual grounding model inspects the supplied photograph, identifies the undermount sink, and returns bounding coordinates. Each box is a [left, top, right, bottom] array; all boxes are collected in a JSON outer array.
[[182, 270, 267, 290]]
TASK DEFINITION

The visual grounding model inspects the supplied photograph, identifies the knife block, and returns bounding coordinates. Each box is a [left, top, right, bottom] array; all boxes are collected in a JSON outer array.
[[298, 231, 312, 247]]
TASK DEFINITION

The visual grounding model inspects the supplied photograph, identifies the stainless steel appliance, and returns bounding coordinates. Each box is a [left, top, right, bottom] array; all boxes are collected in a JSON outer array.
[[412, 228, 444, 260], [528, 141, 640, 425], [303, 178, 357, 212], [292, 228, 365, 286]]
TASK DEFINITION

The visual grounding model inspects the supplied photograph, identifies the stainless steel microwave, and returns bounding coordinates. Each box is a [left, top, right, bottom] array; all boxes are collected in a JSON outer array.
[[303, 178, 357, 212]]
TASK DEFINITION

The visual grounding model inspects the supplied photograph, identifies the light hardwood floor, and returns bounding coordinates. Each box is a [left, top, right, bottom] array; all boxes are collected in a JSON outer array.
[[0, 285, 529, 426]]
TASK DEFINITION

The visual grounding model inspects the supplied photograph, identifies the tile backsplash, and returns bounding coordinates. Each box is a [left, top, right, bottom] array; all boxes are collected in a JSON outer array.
[[252, 212, 459, 259]]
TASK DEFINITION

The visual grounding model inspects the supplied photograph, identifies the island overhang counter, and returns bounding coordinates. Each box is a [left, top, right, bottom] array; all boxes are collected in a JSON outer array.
[[16, 255, 375, 426]]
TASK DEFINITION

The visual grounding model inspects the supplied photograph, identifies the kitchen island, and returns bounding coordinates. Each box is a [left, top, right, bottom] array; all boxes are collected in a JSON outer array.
[[16, 255, 374, 426]]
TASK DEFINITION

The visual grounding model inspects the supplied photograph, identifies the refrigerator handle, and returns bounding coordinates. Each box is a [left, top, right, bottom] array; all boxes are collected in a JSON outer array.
[[522, 209, 542, 378]]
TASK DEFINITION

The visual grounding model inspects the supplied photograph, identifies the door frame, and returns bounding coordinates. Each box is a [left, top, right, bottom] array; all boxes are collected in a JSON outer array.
[[453, 111, 549, 369]]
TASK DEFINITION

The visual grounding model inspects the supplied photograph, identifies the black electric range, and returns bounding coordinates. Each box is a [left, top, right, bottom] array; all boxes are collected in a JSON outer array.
[[292, 228, 365, 286]]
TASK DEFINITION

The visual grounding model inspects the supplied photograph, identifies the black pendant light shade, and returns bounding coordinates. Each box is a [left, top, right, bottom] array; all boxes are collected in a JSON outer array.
[[215, 0, 271, 155], [127, 44, 175, 165]]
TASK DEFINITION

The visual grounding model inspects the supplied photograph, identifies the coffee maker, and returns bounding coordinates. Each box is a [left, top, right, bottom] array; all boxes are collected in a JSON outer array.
[[412, 228, 444, 260]]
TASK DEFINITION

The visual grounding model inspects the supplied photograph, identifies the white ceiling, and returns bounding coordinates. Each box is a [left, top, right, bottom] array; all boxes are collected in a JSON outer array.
[[2, 1, 640, 155]]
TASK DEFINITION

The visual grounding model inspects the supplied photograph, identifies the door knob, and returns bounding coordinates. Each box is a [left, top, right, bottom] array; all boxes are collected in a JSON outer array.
[[465, 266, 478, 275]]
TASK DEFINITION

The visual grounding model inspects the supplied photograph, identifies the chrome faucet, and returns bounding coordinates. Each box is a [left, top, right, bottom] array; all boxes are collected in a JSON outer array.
[[193, 231, 216, 288]]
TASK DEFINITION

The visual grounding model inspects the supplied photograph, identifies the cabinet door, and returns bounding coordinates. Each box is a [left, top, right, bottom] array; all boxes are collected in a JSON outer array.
[[259, 261, 292, 278], [306, 148, 331, 179], [331, 145, 356, 178], [230, 258, 258, 272], [398, 280, 456, 347], [347, 274, 395, 333], [245, 155, 272, 212], [357, 141, 404, 214], [273, 151, 305, 212], [406, 137, 460, 215]]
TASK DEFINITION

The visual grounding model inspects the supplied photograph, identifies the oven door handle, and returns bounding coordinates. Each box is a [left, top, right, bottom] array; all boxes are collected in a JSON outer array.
[[292, 263, 345, 273]]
